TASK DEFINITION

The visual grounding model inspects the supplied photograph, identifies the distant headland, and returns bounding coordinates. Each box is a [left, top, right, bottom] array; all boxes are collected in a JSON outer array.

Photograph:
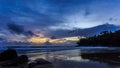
[[77, 30, 120, 47]]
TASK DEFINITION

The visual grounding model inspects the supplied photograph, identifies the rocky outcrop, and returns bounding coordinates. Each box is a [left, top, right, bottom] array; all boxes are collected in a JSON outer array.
[[0, 49, 18, 62], [29, 58, 53, 68], [0, 49, 53, 68], [0, 49, 28, 67]]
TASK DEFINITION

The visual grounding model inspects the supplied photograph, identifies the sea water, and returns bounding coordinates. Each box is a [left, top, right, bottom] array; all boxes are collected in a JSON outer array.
[[15, 46, 120, 68]]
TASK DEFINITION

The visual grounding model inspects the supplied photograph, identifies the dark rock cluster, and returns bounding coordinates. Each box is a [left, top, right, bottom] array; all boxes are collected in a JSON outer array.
[[0, 49, 28, 67], [0, 49, 53, 68]]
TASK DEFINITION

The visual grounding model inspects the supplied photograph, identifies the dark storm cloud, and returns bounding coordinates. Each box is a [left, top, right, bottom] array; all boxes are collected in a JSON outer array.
[[0, 0, 93, 28], [0, 0, 120, 29], [84, 8, 91, 17], [7, 23, 24, 34], [45, 0, 93, 15], [7, 23, 37, 37]]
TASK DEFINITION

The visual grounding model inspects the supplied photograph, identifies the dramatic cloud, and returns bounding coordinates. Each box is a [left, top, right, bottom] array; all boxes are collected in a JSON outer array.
[[0, 0, 94, 28], [0, 0, 120, 40], [7, 23, 37, 37], [7, 23, 24, 34]]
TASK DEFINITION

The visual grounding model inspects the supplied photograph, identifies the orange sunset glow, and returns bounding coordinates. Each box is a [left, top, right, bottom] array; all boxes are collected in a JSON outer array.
[[27, 37, 67, 44], [27, 36, 80, 44], [28, 37, 49, 44]]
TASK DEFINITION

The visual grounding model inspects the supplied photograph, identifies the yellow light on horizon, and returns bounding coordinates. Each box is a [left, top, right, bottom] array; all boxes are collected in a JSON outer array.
[[49, 39, 67, 44], [28, 37, 49, 44], [63, 37, 80, 41], [27, 37, 67, 44], [27, 36, 83, 44]]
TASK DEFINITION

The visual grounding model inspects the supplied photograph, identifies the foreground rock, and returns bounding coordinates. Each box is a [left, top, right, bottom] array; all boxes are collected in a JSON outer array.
[[0, 49, 53, 68], [29, 58, 53, 68], [0, 49, 18, 61], [0, 49, 28, 68]]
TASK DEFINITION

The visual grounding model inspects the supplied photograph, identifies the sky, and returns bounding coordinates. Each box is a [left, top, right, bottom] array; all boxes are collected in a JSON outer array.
[[0, 0, 120, 42]]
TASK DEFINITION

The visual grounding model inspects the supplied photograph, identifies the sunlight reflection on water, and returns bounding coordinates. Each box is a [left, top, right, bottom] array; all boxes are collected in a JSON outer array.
[[17, 47, 120, 68]]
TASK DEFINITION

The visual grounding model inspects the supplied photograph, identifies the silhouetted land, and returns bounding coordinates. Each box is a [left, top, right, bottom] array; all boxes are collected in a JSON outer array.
[[77, 30, 120, 46]]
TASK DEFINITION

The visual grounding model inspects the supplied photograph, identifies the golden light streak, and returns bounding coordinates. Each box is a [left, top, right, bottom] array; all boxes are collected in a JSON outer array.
[[28, 37, 49, 44], [27, 37, 67, 44], [62, 37, 80, 41], [27, 36, 84, 44], [49, 39, 67, 44]]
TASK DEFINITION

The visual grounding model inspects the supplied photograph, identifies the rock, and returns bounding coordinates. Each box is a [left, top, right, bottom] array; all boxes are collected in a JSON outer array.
[[0, 49, 18, 61], [28, 58, 53, 68], [0, 60, 18, 67], [17, 55, 28, 64], [0, 49, 28, 67], [28, 63, 37, 68], [35, 58, 52, 65]]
